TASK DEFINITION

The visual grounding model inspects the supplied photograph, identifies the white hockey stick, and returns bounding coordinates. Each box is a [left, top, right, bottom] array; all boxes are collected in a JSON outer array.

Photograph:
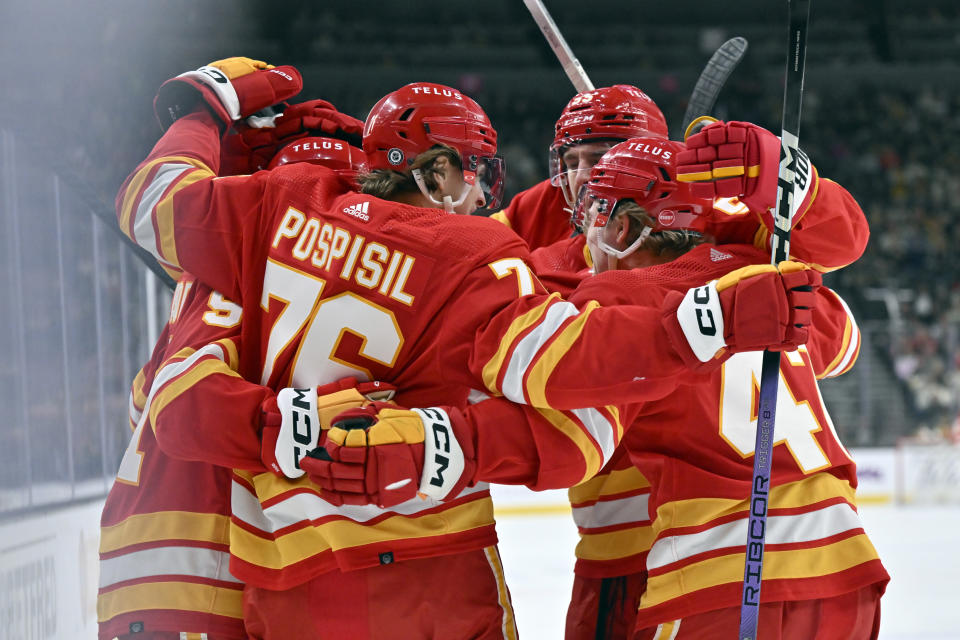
[[522, 0, 594, 93]]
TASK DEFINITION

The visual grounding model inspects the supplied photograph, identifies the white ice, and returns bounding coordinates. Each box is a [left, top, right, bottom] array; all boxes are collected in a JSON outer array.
[[491, 485, 960, 640]]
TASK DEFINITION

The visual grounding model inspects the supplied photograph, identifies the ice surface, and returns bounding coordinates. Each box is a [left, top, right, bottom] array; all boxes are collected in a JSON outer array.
[[491, 486, 960, 640]]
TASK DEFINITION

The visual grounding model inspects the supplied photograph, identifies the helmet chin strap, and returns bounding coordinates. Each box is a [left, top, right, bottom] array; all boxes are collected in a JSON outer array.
[[412, 169, 474, 213], [597, 225, 651, 260]]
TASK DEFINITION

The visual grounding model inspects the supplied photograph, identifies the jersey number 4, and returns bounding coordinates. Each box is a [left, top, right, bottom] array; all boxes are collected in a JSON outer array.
[[719, 350, 834, 474]]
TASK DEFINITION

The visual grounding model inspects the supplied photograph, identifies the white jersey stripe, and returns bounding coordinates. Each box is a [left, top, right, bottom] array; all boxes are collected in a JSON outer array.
[[501, 300, 580, 404], [571, 407, 616, 468], [572, 492, 650, 530], [822, 289, 860, 378], [134, 163, 193, 260], [647, 501, 864, 571], [100, 545, 240, 588], [231, 480, 491, 534]]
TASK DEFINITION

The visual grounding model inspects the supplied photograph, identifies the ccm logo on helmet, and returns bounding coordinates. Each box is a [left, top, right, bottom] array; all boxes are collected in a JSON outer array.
[[692, 286, 718, 336], [410, 86, 463, 100], [560, 114, 595, 126]]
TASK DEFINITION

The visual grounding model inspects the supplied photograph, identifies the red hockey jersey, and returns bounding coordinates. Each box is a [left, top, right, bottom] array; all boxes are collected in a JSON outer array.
[[489, 178, 574, 252], [97, 276, 246, 639], [440, 243, 885, 627], [114, 111, 726, 589], [570, 245, 888, 628]]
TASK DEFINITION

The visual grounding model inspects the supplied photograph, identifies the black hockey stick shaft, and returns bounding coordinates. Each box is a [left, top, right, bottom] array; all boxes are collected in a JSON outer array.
[[679, 36, 749, 138], [738, 2, 810, 640]]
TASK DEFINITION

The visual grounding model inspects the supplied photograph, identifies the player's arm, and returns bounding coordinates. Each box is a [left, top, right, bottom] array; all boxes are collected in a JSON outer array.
[[759, 178, 869, 273], [455, 262, 817, 409], [301, 394, 640, 508], [146, 279, 395, 476], [115, 109, 265, 298], [679, 120, 869, 272], [116, 59, 302, 295], [802, 286, 861, 379]]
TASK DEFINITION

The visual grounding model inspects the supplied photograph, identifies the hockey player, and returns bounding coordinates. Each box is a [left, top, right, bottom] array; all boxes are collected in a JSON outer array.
[[98, 107, 367, 640], [311, 136, 889, 639], [499, 86, 869, 637], [114, 58, 813, 638], [490, 84, 668, 254]]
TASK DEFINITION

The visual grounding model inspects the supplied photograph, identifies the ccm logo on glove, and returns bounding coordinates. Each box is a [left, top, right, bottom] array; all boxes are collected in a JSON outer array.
[[678, 282, 726, 361], [274, 387, 321, 478], [415, 408, 466, 500]]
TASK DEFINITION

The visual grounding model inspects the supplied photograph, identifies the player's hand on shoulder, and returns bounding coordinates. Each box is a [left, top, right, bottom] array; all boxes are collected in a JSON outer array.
[[221, 98, 365, 174], [662, 259, 821, 372], [260, 377, 395, 479], [300, 404, 477, 509], [154, 56, 303, 131]]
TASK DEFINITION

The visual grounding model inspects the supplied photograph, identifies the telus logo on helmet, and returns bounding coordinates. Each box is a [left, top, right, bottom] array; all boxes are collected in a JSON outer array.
[[291, 140, 344, 153], [409, 86, 463, 100], [625, 141, 672, 160]]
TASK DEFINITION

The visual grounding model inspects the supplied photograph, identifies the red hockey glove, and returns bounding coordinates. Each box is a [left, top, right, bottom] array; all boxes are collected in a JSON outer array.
[[260, 377, 395, 478], [662, 261, 821, 372], [154, 56, 302, 132], [222, 99, 365, 173], [301, 405, 477, 509], [272, 99, 364, 148], [676, 121, 818, 228]]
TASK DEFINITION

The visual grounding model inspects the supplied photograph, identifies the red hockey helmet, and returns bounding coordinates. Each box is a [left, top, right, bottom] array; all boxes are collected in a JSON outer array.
[[268, 136, 368, 186], [572, 138, 712, 254], [363, 83, 504, 209], [549, 85, 669, 189]]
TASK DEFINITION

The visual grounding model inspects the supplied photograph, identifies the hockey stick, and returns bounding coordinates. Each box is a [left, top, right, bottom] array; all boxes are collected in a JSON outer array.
[[679, 36, 749, 139], [522, 0, 594, 93], [738, 2, 811, 640]]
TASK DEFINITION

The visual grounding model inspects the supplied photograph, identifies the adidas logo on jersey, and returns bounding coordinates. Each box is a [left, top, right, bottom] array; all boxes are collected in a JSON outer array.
[[710, 248, 732, 262], [343, 201, 370, 222]]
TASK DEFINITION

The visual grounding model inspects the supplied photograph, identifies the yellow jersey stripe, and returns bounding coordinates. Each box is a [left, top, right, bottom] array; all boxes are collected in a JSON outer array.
[[230, 498, 494, 570], [481, 294, 559, 394], [524, 300, 600, 408], [98, 581, 243, 622], [154, 167, 214, 268], [641, 532, 880, 609], [216, 337, 240, 371], [483, 546, 519, 640], [489, 210, 511, 228], [119, 156, 212, 234], [574, 526, 656, 562], [132, 366, 148, 411], [569, 466, 650, 504], [821, 316, 853, 380], [533, 407, 601, 484], [150, 357, 242, 431], [100, 511, 230, 554], [653, 472, 856, 532]]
